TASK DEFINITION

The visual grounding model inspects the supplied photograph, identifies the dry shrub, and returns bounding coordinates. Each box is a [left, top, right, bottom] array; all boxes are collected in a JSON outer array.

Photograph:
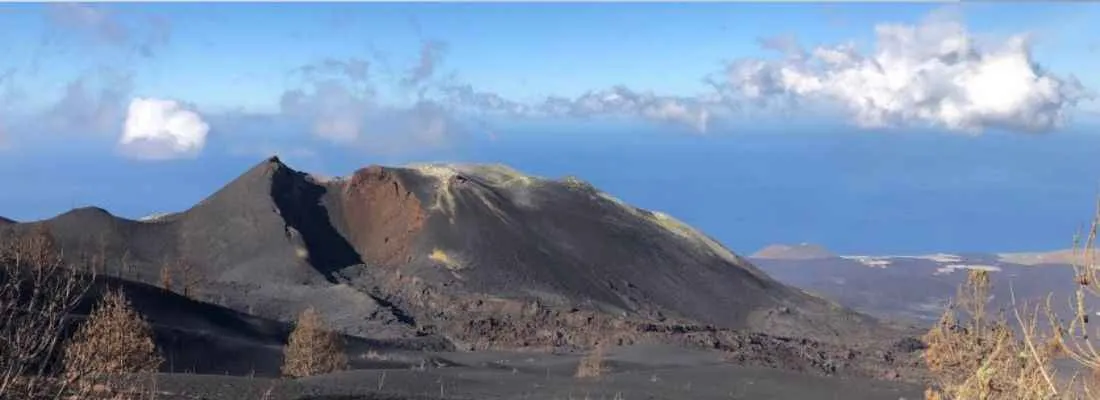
[[281, 307, 348, 378], [158, 263, 172, 292], [924, 199, 1100, 399], [63, 289, 163, 393], [923, 270, 1057, 400], [575, 342, 607, 379], [0, 227, 93, 398]]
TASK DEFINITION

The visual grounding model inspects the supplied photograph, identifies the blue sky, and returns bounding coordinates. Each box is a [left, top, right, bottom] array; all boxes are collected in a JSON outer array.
[[1, 3, 1099, 255]]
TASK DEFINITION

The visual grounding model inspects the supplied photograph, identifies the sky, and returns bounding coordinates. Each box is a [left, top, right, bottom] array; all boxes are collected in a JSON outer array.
[[1, 2, 1099, 255]]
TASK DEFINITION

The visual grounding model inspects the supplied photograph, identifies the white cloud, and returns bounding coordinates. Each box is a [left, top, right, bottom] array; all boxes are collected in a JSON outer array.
[[118, 98, 209, 160], [722, 15, 1092, 133]]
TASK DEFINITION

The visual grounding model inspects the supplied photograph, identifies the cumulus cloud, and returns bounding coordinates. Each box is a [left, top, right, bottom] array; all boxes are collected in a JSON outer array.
[[118, 98, 209, 160], [268, 11, 1090, 157], [720, 15, 1091, 133]]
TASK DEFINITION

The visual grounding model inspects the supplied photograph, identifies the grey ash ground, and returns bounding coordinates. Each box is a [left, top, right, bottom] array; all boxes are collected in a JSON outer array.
[[1, 157, 929, 399]]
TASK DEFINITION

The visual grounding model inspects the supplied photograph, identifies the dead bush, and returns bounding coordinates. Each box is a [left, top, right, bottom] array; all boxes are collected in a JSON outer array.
[[923, 269, 1057, 400], [281, 307, 348, 378], [575, 342, 607, 379], [0, 227, 93, 398], [924, 199, 1100, 399], [63, 289, 163, 392]]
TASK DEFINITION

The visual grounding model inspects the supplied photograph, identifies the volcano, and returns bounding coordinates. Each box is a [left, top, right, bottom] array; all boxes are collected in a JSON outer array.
[[0, 157, 917, 377]]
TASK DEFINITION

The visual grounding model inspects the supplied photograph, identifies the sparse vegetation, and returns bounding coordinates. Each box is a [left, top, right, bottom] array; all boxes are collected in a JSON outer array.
[[281, 307, 348, 378], [174, 258, 200, 298], [575, 342, 607, 379], [925, 199, 1100, 399], [0, 227, 93, 398], [159, 263, 172, 292], [0, 227, 169, 399], [922, 269, 1056, 400], [63, 289, 164, 391], [157, 257, 202, 298]]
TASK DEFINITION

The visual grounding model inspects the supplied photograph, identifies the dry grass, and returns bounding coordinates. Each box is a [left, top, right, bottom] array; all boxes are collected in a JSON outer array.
[[924, 198, 1100, 399], [574, 342, 607, 379], [281, 307, 349, 378]]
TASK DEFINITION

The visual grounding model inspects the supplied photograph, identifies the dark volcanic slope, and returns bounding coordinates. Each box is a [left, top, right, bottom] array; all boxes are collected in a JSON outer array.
[[2, 158, 899, 363], [328, 164, 882, 340], [3, 159, 417, 339], [0, 216, 14, 225]]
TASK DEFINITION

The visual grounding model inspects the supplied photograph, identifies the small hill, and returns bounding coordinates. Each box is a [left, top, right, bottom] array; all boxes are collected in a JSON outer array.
[[752, 243, 837, 260], [0, 216, 15, 225]]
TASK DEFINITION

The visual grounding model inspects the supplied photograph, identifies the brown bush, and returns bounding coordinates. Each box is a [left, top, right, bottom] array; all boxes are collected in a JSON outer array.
[[574, 342, 607, 379], [63, 290, 163, 388], [922, 270, 1057, 400], [281, 307, 348, 378], [923, 199, 1100, 399], [0, 227, 93, 398]]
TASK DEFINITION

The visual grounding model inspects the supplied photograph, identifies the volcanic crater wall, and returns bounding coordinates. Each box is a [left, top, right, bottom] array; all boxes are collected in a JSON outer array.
[[340, 166, 427, 267]]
